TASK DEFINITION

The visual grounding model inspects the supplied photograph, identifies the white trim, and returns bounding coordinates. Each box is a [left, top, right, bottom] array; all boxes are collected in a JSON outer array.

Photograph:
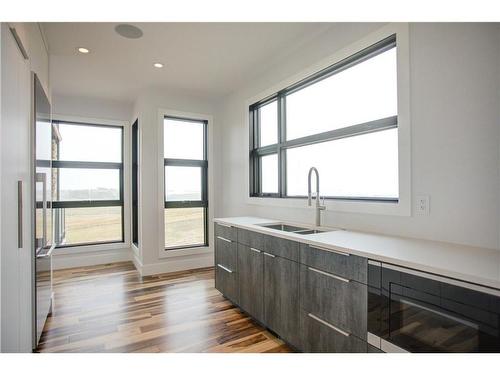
[[51, 247, 132, 270], [53, 242, 129, 256], [53, 113, 127, 127], [157, 108, 215, 259], [131, 242, 139, 257], [51, 113, 132, 253], [159, 246, 213, 259], [244, 23, 411, 217], [141, 251, 214, 277], [131, 248, 143, 276]]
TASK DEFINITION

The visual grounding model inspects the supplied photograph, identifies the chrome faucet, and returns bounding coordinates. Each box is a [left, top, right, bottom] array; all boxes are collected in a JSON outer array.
[[307, 167, 326, 227]]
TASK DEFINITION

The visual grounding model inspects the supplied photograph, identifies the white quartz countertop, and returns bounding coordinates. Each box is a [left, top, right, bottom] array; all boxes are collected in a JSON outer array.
[[214, 216, 500, 290]]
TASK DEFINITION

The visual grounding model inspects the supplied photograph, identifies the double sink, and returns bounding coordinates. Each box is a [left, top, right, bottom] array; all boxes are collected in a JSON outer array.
[[257, 223, 336, 236]]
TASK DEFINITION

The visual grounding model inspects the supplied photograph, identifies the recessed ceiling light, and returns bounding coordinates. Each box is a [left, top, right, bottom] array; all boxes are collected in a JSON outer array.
[[77, 47, 90, 54], [115, 24, 143, 39], [153, 63, 164, 68]]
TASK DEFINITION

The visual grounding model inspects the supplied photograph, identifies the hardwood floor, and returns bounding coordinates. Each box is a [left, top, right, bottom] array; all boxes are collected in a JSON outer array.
[[36, 262, 292, 353]]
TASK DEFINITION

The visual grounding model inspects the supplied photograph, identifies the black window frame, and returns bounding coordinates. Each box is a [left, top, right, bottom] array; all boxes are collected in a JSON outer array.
[[249, 34, 399, 203], [132, 119, 139, 247], [52, 120, 125, 248], [163, 115, 209, 250]]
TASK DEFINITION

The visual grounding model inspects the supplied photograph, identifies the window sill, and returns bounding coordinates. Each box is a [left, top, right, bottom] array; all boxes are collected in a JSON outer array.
[[246, 196, 410, 216], [158, 245, 213, 259], [53, 241, 130, 255]]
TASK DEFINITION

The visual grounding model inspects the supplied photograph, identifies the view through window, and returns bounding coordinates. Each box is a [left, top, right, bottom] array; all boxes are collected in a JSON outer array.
[[249, 35, 399, 201], [164, 116, 208, 249], [52, 121, 124, 246]]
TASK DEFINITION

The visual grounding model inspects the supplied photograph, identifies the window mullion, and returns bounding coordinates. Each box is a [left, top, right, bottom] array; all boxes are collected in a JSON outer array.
[[278, 93, 286, 198]]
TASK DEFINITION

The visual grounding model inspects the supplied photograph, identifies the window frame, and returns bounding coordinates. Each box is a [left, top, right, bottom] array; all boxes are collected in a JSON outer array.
[[249, 34, 399, 203], [163, 115, 209, 250], [52, 119, 125, 248], [132, 118, 139, 247]]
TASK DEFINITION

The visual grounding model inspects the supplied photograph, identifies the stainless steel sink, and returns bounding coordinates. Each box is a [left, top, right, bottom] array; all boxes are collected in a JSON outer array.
[[293, 229, 326, 235], [258, 223, 331, 235], [259, 223, 308, 232]]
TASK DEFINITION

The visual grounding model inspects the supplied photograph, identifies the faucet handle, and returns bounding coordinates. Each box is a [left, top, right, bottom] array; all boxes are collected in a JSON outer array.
[[319, 196, 326, 210]]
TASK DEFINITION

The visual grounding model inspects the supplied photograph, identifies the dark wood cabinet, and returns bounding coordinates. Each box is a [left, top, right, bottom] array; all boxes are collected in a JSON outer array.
[[214, 223, 369, 353], [300, 264, 367, 339], [215, 263, 239, 304], [301, 311, 367, 353], [368, 344, 384, 353], [215, 236, 237, 271], [215, 223, 239, 304], [237, 244, 264, 323], [299, 243, 367, 284], [263, 252, 301, 350], [264, 235, 299, 262]]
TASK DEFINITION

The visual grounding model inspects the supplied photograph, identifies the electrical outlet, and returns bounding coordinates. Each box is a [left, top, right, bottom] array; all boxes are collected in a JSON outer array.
[[415, 195, 430, 215]]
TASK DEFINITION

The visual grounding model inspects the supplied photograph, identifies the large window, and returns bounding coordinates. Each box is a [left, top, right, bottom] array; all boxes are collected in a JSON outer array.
[[249, 35, 399, 201], [52, 121, 124, 246], [164, 116, 208, 249]]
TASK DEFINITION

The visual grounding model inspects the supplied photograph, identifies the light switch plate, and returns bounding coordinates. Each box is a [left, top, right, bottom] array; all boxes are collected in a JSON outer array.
[[415, 195, 430, 215]]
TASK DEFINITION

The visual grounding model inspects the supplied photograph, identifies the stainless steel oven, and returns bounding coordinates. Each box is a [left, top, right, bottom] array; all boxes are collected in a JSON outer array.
[[368, 260, 500, 353]]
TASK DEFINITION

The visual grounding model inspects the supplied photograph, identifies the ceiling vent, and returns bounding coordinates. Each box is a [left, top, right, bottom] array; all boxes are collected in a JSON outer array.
[[114, 24, 143, 39]]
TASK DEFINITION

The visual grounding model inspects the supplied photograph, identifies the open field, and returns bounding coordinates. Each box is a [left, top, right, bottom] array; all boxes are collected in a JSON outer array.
[[59, 207, 204, 247]]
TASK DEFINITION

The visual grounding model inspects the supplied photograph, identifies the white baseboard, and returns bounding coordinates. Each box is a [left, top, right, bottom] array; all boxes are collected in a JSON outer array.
[[51, 246, 214, 277], [51, 248, 132, 270], [131, 250, 144, 276], [139, 251, 214, 276]]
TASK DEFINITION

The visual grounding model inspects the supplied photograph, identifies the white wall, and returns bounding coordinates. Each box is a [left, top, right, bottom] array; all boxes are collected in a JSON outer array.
[[217, 23, 500, 250], [52, 94, 132, 122], [132, 88, 221, 275]]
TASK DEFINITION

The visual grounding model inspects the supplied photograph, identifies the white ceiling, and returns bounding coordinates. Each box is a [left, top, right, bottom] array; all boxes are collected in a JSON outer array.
[[42, 23, 331, 102]]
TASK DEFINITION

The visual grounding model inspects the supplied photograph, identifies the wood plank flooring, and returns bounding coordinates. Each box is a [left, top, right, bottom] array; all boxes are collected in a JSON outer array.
[[36, 262, 292, 353]]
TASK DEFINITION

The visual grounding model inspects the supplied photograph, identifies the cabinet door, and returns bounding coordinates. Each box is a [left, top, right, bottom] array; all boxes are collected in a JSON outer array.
[[1, 24, 32, 352], [238, 244, 264, 322], [263, 253, 301, 350], [263, 253, 281, 333]]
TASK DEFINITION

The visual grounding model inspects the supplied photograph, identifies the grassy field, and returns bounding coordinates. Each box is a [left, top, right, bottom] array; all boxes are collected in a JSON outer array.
[[60, 206, 204, 247], [63, 207, 122, 245], [165, 207, 204, 248]]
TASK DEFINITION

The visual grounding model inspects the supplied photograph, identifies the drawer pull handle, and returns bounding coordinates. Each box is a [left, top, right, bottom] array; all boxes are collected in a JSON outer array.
[[310, 245, 350, 257], [217, 264, 233, 273], [308, 313, 350, 337], [263, 252, 275, 258], [217, 236, 232, 243], [308, 267, 350, 283], [250, 247, 261, 253], [217, 223, 232, 228]]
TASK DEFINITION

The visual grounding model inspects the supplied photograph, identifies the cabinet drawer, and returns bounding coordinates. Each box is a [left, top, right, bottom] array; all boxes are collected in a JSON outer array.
[[300, 264, 367, 339], [237, 229, 265, 250], [299, 243, 367, 284], [301, 311, 367, 353], [264, 236, 299, 262], [215, 263, 239, 304], [215, 236, 237, 271], [215, 222, 237, 241]]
